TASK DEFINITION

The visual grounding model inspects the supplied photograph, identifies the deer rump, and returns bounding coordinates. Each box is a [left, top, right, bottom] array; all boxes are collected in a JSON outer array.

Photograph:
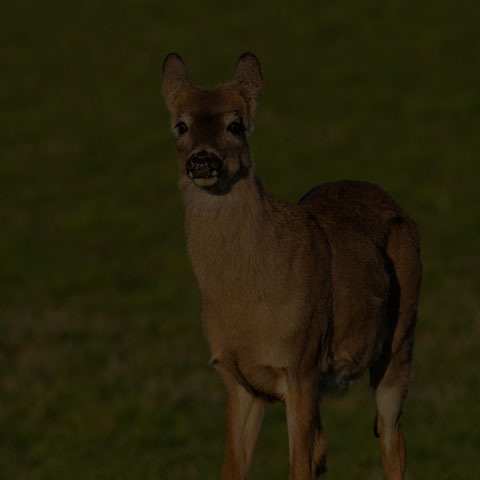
[[298, 180, 419, 394]]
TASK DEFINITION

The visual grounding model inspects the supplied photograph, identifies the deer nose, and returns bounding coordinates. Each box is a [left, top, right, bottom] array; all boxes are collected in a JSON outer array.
[[188, 152, 222, 168], [186, 151, 223, 178], [190, 156, 211, 167]]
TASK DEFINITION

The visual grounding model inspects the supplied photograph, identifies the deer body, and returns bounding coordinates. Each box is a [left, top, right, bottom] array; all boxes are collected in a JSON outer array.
[[162, 53, 421, 480], [182, 175, 332, 400]]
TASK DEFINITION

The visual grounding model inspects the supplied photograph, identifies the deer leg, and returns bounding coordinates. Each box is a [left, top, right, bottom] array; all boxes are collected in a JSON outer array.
[[372, 217, 420, 480], [285, 373, 324, 480], [371, 331, 414, 480], [374, 385, 406, 480], [311, 420, 327, 478], [221, 381, 265, 480]]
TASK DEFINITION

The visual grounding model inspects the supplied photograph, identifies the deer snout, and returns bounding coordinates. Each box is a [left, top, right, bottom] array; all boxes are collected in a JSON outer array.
[[186, 151, 223, 183]]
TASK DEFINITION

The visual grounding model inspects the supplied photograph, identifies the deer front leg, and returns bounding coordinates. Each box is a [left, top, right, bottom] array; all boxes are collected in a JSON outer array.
[[285, 372, 325, 480], [221, 379, 265, 480]]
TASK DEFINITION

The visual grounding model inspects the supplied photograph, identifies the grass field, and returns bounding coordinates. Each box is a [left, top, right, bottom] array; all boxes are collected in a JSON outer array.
[[1, 1, 479, 478]]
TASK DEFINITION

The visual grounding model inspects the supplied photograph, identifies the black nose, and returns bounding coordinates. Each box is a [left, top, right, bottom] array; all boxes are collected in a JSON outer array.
[[187, 153, 222, 169], [191, 156, 212, 167], [186, 151, 223, 178]]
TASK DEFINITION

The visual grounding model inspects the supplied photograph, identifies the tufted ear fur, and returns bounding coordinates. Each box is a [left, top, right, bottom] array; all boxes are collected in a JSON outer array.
[[162, 53, 193, 112], [232, 52, 263, 121]]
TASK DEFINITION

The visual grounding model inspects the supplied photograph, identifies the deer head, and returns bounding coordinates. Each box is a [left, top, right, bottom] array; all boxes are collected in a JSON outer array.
[[162, 53, 262, 195]]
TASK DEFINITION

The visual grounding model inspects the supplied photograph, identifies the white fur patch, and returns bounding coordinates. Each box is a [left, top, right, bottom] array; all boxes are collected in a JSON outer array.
[[194, 177, 218, 187], [375, 386, 403, 453]]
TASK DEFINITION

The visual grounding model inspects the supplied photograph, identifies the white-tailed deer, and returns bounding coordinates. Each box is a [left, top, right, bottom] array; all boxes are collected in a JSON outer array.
[[162, 52, 422, 480]]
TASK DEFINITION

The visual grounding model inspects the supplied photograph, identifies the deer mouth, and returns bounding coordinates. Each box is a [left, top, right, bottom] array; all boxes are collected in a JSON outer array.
[[187, 166, 219, 187], [186, 155, 222, 187], [192, 175, 218, 187]]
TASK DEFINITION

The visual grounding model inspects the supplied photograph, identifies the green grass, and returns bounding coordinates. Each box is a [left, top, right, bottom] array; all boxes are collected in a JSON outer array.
[[1, 0, 479, 478]]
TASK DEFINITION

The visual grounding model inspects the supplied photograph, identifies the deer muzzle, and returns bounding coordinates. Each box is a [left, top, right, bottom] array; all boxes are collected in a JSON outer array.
[[186, 151, 223, 187]]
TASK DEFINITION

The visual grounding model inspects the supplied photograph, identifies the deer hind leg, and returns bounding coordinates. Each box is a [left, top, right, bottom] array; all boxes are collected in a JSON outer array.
[[374, 383, 407, 480], [370, 319, 415, 480], [371, 216, 421, 479]]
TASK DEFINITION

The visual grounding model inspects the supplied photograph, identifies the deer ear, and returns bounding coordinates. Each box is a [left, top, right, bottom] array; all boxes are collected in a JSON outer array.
[[162, 53, 192, 112], [233, 52, 263, 120]]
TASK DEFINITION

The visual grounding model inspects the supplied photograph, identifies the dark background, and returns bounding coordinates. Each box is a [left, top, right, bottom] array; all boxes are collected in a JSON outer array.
[[1, 1, 479, 478]]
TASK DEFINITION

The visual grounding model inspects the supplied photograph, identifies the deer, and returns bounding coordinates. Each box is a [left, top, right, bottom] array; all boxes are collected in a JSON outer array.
[[161, 52, 422, 480]]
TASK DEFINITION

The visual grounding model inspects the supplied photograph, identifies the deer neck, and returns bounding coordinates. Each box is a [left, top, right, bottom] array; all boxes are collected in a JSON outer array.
[[179, 171, 269, 300]]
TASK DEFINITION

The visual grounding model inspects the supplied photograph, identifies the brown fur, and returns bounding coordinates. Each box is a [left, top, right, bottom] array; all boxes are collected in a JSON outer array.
[[162, 52, 422, 480]]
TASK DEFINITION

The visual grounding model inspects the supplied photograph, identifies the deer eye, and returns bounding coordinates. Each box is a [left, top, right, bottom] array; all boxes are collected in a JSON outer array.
[[227, 121, 245, 135], [175, 121, 188, 135]]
